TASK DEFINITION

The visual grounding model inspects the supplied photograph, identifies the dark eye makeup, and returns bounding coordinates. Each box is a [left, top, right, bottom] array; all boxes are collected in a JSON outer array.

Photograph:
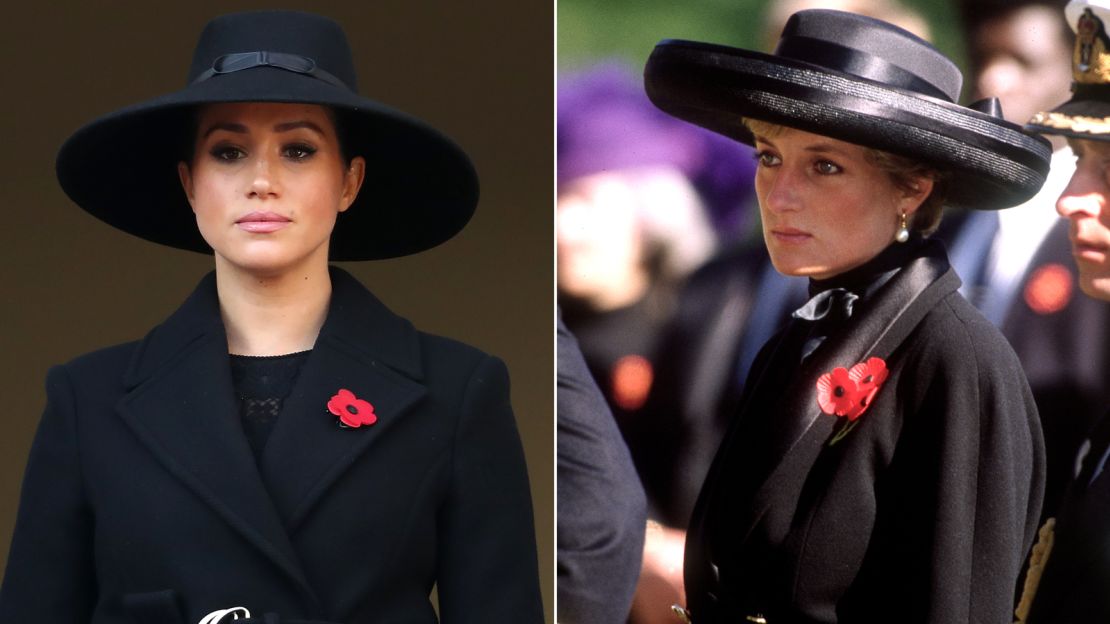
[[283, 143, 318, 160], [209, 144, 246, 161], [205, 141, 319, 163]]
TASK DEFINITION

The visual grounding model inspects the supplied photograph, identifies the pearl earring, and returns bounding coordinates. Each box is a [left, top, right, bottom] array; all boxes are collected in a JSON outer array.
[[895, 211, 910, 243]]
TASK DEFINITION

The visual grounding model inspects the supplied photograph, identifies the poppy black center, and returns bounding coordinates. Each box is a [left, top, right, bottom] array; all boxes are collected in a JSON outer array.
[[346, 404, 359, 415], [834, 386, 845, 397], [864, 375, 874, 383]]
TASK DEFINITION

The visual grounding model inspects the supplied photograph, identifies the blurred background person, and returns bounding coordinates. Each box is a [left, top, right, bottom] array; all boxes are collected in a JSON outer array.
[[557, 63, 753, 425], [763, 0, 932, 46], [557, 62, 757, 624]]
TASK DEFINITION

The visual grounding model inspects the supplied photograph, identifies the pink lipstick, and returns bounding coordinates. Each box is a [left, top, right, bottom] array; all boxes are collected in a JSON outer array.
[[236, 212, 291, 233]]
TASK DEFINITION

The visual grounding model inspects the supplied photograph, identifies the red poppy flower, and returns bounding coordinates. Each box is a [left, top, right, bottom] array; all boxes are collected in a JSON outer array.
[[816, 366, 858, 417], [841, 385, 879, 421], [819, 356, 889, 444], [327, 388, 377, 428], [849, 357, 888, 394]]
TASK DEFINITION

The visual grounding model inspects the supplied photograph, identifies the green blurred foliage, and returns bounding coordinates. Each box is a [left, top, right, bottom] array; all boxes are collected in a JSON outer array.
[[558, 0, 971, 99]]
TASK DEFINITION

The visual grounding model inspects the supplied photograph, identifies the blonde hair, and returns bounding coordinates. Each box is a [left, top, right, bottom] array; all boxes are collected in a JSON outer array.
[[744, 119, 948, 234]]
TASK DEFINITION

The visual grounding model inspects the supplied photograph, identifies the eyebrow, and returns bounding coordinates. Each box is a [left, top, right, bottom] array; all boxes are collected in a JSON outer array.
[[274, 120, 326, 135], [201, 120, 327, 138], [803, 143, 849, 156], [202, 122, 248, 138], [753, 136, 851, 157]]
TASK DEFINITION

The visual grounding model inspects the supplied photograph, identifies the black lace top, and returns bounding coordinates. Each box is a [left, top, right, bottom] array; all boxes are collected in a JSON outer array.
[[228, 350, 311, 463]]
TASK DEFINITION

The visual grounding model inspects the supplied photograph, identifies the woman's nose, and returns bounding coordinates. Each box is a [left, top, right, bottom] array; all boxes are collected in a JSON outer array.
[[761, 168, 800, 213], [248, 155, 280, 198], [1057, 166, 1105, 219]]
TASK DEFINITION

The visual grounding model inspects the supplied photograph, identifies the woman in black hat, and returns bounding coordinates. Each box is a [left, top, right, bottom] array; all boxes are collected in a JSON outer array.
[[645, 9, 1049, 623], [0, 10, 542, 624]]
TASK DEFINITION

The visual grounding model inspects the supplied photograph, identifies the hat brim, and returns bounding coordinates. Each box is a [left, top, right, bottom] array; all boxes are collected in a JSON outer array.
[[1027, 95, 1110, 142], [645, 40, 1052, 210], [56, 66, 478, 261]]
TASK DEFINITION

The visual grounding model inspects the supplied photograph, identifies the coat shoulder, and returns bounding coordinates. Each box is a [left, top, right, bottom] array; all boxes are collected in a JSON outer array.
[[413, 330, 509, 388], [53, 340, 141, 393], [416, 330, 495, 366], [910, 290, 1027, 374]]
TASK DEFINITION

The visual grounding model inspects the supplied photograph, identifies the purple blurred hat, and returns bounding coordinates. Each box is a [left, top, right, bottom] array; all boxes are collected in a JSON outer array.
[[558, 63, 756, 232]]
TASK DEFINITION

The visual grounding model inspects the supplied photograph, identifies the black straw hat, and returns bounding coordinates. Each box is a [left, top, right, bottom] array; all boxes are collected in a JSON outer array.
[[56, 10, 478, 261], [644, 9, 1052, 210]]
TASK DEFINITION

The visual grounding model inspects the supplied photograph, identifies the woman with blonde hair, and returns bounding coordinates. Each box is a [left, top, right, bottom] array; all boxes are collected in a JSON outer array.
[[646, 9, 1050, 623]]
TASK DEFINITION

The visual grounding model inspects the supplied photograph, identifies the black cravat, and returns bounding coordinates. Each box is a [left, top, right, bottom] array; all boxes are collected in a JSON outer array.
[[792, 287, 859, 361]]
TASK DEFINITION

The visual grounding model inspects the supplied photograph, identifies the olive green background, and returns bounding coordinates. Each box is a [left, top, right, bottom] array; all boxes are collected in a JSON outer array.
[[0, 0, 553, 618], [559, 0, 967, 88]]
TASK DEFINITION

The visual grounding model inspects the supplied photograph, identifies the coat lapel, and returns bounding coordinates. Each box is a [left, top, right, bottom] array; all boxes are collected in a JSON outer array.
[[117, 272, 318, 605], [734, 243, 959, 541], [258, 267, 427, 532]]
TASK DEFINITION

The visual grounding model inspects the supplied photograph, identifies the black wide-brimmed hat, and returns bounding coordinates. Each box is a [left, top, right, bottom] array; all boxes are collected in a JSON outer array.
[[1028, 0, 1110, 141], [56, 10, 477, 261], [644, 9, 1052, 210]]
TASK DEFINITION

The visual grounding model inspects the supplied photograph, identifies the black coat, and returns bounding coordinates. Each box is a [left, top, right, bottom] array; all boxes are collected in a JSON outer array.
[[684, 242, 1045, 623], [0, 267, 543, 624], [644, 218, 1110, 533]]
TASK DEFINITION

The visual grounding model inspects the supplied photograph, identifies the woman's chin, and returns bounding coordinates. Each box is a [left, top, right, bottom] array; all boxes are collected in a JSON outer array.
[[768, 257, 827, 279], [212, 246, 324, 278]]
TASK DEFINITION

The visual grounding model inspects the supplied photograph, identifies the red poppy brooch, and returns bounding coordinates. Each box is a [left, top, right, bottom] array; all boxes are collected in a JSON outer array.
[[816, 357, 888, 446], [327, 388, 377, 428]]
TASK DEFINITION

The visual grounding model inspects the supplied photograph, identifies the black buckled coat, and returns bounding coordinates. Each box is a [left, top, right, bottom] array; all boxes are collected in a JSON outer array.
[[683, 241, 1045, 623], [0, 267, 543, 624]]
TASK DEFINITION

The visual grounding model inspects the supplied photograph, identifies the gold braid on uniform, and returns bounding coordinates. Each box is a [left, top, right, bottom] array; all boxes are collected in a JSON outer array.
[[1028, 111, 1110, 134], [1014, 518, 1056, 624]]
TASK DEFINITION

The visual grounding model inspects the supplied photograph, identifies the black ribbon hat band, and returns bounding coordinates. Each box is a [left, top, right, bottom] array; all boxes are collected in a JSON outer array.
[[774, 36, 954, 102], [191, 51, 351, 91]]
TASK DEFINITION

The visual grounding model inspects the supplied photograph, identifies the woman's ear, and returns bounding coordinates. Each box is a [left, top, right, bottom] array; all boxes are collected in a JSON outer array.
[[899, 176, 934, 216], [339, 156, 367, 213], [177, 162, 196, 208]]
